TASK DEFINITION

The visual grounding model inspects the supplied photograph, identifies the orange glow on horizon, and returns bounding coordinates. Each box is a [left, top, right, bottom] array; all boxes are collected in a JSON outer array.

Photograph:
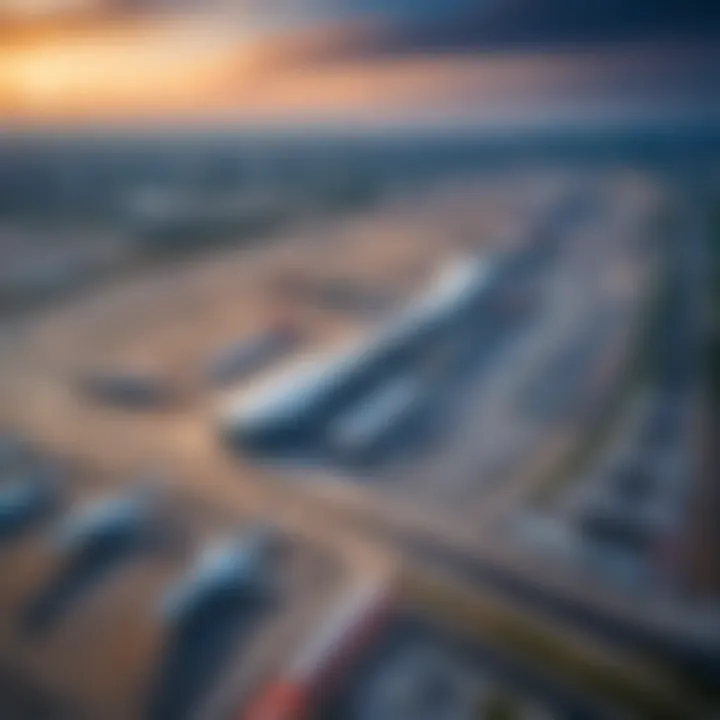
[[0, 20, 560, 123], [0, 19, 260, 116], [1, 18, 709, 127]]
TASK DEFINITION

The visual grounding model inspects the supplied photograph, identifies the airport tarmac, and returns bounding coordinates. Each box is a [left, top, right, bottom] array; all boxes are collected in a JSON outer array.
[[0, 172, 659, 546]]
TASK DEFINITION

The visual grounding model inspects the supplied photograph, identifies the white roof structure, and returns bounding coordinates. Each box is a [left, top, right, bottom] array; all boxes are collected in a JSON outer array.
[[371, 256, 493, 351], [220, 256, 495, 436], [221, 342, 364, 430]]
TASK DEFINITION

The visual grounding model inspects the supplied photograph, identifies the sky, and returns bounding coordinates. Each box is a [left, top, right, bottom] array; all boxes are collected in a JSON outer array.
[[1, 0, 719, 127]]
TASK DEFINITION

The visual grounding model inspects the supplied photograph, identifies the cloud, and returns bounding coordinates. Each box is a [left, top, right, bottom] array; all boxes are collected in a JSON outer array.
[[1, 2, 719, 125]]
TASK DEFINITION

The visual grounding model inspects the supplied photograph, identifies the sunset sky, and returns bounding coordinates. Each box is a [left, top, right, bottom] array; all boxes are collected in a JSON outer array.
[[1, 0, 719, 127]]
